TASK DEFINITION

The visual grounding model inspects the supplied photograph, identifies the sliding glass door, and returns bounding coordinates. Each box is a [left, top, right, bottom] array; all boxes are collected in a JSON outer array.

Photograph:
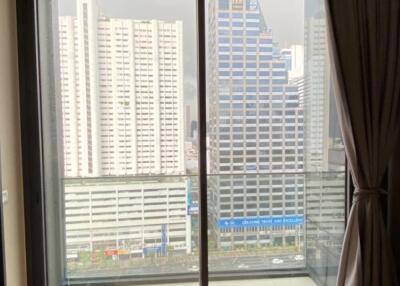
[[204, 1, 345, 285], [23, 0, 346, 285]]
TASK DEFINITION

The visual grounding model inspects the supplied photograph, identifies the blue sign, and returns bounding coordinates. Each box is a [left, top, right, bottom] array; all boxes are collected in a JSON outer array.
[[143, 224, 168, 256], [186, 179, 192, 215], [218, 215, 303, 229], [188, 201, 199, 215], [143, 246, 162, 256], [161, 224, 167, 255]]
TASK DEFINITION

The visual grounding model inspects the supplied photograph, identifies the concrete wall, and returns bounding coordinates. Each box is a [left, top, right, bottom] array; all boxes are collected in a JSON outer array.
[[0, 0, 27, 285]]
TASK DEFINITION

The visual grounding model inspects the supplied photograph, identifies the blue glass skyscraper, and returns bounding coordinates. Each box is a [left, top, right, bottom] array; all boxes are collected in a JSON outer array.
[[208, 0, 305, 250]]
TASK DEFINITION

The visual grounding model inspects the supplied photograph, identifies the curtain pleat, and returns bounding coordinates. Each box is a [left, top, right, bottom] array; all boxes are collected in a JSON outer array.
[[324, 0, 400, 285]]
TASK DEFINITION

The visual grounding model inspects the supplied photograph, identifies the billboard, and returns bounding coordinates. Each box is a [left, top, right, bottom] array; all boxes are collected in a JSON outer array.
[[218, 215, 304, 229]]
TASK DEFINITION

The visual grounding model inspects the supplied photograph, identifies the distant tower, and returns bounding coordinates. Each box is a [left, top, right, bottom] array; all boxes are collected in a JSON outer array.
[[304, 0, 346, 280], [304, 7, 330, 172]]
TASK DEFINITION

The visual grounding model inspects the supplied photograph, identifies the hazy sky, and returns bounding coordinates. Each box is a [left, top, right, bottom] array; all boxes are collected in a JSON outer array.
[[59, 0, 305, 117]]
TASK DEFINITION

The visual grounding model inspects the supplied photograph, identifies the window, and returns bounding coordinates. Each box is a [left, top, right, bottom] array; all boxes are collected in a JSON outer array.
[[206, 0, 346, 283], [219, 0, 230, 10], [19, 0, 346, 285]]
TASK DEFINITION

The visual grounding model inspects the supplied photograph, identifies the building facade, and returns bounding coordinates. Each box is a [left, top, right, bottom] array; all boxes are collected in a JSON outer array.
[[59, 0, 189, 258], [207, 0, 305, 249], [59, 0, 185, 178], [303, 11, 331, 172], [64, 177, 192, 258]]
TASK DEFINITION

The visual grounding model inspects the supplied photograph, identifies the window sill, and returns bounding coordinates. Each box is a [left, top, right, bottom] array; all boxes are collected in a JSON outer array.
[[149, 277, 317, 286]]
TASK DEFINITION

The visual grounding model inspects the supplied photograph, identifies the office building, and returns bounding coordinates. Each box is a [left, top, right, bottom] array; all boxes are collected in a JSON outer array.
[[207, 0, 305, 249]]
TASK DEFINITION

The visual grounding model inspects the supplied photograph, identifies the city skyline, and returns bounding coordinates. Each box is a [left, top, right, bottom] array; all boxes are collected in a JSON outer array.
[[59, 0, 306, 119], [57, 0, 344, 280]]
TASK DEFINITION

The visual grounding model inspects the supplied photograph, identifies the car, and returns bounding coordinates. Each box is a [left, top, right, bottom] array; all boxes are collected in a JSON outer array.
[[237, 263, 249, 269], [188, 265, 199, 272], [294, 255, 304, 261], [272, 258, 284, 264]]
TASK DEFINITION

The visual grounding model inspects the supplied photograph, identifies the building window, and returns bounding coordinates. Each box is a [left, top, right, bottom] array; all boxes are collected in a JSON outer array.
[[219, 0, 230, 10]]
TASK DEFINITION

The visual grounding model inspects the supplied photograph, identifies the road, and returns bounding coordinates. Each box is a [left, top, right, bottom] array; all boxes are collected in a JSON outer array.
[[67, 253, 305, 278]]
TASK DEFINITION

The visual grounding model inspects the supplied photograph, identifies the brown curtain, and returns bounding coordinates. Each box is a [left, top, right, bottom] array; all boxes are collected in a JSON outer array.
[[324, 0, 400, 285], [391, 139, 400, 283]]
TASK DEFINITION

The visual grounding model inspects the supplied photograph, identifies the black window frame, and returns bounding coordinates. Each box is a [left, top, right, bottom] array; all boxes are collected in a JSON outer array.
[[15, 0, 353, 285]]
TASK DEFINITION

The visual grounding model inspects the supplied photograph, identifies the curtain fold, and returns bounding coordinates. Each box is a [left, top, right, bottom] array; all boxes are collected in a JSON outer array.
[[324, 0, 400, 285]]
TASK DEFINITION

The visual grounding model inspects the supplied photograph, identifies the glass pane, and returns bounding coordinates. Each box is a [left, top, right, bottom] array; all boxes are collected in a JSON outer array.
[[304, 1, 346, 285], [205, 0, 345, 283], [43, 0, 199, 283]]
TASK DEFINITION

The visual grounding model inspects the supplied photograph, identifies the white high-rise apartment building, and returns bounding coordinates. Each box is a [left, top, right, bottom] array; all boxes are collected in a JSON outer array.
[[303, 1, 346, 279], [59, 0, 184, 178], [304, 12, 330, 172], [59, 0, 189, 259]]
